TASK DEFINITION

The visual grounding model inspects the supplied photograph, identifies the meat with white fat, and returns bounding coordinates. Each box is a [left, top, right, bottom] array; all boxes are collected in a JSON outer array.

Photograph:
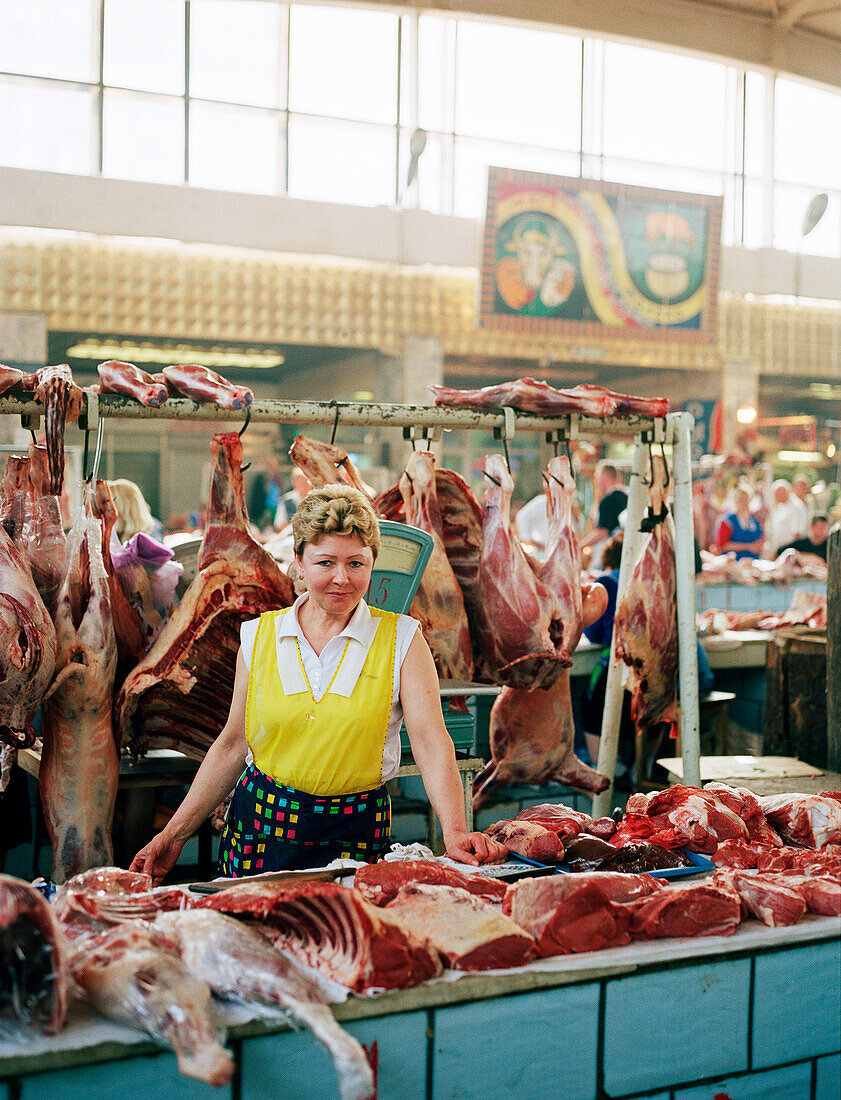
[[97, 360, 169, 407], [162, 364, 253, 410]]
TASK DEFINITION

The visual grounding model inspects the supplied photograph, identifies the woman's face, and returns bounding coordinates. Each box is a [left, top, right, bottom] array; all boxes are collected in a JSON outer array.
[[297, 532, 374, 616]]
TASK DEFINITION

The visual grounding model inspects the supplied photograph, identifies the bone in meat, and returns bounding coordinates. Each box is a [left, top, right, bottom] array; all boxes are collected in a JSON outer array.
[[98, 360, 169, 407], [162, 364, 253, 410], [156, 909, 375, 1100], [398, 450, 473, 680], [473, 454, 574, 689], [575, 383, 669, 418], [70, 922, 234, 1086], [613, 455, 678, 734], [22, 443, 67, 615], [40, 499, 119, 883], [290, 434, 372, 497], [0, 874, 69, 1035], [354, 858, 507, 906], [473, 672, 610, 808], [0, 520, 57, 748], [431, 378, 619, 416], [116, 433, 293, 760], [34, 364, 83, 495], [0, 364, 37, 395], [539, 455, 584, 662]]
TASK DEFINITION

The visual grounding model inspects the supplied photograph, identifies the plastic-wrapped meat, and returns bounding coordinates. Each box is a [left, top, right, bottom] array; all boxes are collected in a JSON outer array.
[[0, 874, 69, 1035], [98, 360, 169, 406], [759, 793, 841, 850], [71, 922, 233, 1085], [155, 909, 375, 1100], [614, 456, 678, 734], [398, 450, 473, 680], [40, 499, 118, 882], [162, 364, 252, 410], [54, 867, 192, 940]]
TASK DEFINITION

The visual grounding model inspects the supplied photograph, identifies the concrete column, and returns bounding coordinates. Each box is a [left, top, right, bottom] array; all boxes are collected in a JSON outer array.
[[720, 357, 760, 452], [401, 336, 444, 406]]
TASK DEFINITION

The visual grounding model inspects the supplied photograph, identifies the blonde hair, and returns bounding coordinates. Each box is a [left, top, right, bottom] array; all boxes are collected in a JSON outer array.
[[292, 484, 380, 561], [107, 479, 155, 540]]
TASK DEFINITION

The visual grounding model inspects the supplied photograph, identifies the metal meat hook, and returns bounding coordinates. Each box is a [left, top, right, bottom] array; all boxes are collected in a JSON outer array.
[[238, 405, 252, 471], [83, 416, 105, 485], [328, 400, 340, 446]]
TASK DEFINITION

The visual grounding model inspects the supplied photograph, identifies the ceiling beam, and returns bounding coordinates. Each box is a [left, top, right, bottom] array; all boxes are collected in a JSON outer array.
[[778, 0, 841, 29]]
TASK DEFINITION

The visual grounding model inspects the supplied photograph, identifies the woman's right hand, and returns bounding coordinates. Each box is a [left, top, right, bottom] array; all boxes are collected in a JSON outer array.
[[128, 831, 185, 886]]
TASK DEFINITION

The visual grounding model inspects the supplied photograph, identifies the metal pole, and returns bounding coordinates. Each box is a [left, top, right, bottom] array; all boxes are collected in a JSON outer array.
[[669, 411, 701, 788], [592, 433, 650, 817]]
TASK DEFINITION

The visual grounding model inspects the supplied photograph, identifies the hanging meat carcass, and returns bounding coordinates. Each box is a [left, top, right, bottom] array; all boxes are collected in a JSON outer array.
[[40, 498, 119, 883], [397, 450, 473, 680], [162, 364, 253, 411], [472, 458, 609, 808], [33, 364, 84, 496], [432, 378, 670, 418], [290, 434, 373, 497], [0, 364, 37, 396], [97, 360, 169, 407], [116, 432, 294, 760], [1, 454, 31, 542], [22, 442, 67, 615], [614, 455, 679, 734]]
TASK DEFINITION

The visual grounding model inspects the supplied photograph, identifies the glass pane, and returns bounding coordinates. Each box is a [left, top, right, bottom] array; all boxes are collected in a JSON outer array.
[[742, 177, 766, 249], [288, 116, 396, 206], [774, 183, 840, 258], [103, 90, 184, 184], [189, 101, 280, 194], [454, 139, 580, 219], [190, 0, 284, 108], [600, 157, 724, 196], [603, 42, 728, 172], [418, 15, 455, 132], [0, 79, 96, 173], [454, 21, 581, 149], [289, 4, 398, 125], [775, 77, 841, 188], [744, 70, 766, 178], [104, 0, 185, 95], [0, 0, 97, 83]]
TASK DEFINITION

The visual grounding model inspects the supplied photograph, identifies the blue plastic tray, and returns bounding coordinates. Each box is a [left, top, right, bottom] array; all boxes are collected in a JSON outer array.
[[512, 849, 715, 879]]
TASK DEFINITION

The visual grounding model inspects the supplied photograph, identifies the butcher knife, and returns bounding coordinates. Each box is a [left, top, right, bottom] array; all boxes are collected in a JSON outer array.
[[187, 866, 346, 894]]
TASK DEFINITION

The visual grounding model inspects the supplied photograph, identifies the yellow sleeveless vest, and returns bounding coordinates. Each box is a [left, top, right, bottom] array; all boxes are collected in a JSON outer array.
[[246, 606, 398, 796]]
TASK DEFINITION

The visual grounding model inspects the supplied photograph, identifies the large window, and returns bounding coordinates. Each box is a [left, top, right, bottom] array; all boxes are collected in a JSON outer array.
[[0, 1, 839, 257]]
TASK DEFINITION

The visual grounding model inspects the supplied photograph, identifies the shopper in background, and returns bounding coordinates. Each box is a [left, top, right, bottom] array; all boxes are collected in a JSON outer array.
[[692, 478, 718, 552], [791, 474, 815, 523], [274, 467, 314, 531], [779, 512, 831, 563], [765, 479, 808, 556], [714, 484, 763, 560], [581, 463, 627, 566], [107, 478, 165, 542]]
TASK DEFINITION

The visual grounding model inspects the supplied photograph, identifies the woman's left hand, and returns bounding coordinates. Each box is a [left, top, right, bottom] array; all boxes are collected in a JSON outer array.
[[444, 830, 508, 866]]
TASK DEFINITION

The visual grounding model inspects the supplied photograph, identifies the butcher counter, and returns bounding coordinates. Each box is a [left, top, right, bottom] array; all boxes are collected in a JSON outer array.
[[2, 912, 838, 1100]]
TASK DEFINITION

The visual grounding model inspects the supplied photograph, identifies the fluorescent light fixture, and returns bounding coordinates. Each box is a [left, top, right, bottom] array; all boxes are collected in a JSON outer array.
[[736, 406, 757, 424], [827, 443, 837, 458], [777, 450, 821, 462], [66, 340, 284, 370]]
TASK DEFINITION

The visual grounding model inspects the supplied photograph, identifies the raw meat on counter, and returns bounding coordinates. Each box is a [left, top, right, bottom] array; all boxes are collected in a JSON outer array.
[[199, 880, 442, 993], [40, 499, 119, 883], [354, 859, 507, 906], [614, 454, 678, 734], [116, 432, 293, 760], [714, 870, 807, 927], [617, 786, 750, 854], [70, 921, 234, 1086], [384, 883, 537, 970], [430, 378, 669, 418], [562, 837, 691, 874], [0, 874, 69, 1035], [484, 819, 563, 862], [155, 909, 375, 1100], [162, 363, 253, 410], [97, 360, 169, 406], [398, 450, 473, 680], [33, 364, 84, 496], [759, 792, 841, 849], [513, 803, 594, 844], [624, 882, 742, 939], [54, 867, 191, 939]]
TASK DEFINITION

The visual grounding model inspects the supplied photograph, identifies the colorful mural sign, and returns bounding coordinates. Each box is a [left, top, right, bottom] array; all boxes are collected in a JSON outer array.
[[480, 168, 722, 342]]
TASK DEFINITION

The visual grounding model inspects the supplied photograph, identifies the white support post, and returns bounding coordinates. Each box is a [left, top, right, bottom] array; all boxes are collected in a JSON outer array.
[[592, 434, 650, 817], [669, 411, 701, 788]]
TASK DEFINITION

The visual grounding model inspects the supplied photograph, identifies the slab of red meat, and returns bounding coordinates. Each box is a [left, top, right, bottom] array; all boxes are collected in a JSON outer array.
[[711, 840, 760, 869], [1, 453, 31, 542], [625, 882, 742, 939], [473, 673, 610, 808], [504, 873, 660, 955], [431, 378, 620, 416], [290, 434, 372, 497], [757, 590, 826, 631], [0, 873, 69, 1034], [514, 803, 592, 844], [116, 433, 293, 759], [163, 364, 252, 411], [398, 450, 473, 680], [98, 360, 169, 406], [33, 364, 84, 496], [0, 509, 58, 748], [354, 859, 507, 906], [759, 793, 841, 849], [40, 500, 119, 883], [703, 782, 783, 847], [484, 819, 563, 862], [0, 363, 37, 395], [715, 870, 806, 927], [575, 384, 669, 418], [199, 880, 442, 992], [384, 882, 537, 970], [640, 785, 750, 854], [71, 922, 233, 1086], [22, 443, 66, 615], [614, 457, 678, 734], [789, 875, 841, 916], [538, 455, 585, 661], [755, 846, 841, 877]]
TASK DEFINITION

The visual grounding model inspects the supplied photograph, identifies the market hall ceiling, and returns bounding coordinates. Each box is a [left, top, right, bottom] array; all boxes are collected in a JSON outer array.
[[372, 0, 841, 90]]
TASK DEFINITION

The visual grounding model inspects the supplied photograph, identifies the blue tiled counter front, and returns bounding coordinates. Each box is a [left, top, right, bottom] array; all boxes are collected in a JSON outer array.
[[1, 922, 838, 1100]]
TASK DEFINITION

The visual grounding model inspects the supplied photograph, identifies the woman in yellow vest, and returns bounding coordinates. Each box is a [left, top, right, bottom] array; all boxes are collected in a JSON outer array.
[[131, 484, 507, 881]]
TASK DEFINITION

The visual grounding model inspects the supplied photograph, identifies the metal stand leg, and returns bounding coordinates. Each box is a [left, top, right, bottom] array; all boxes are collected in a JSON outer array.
[[669, 411, 701, 787], [592, 435, 650, 817]]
